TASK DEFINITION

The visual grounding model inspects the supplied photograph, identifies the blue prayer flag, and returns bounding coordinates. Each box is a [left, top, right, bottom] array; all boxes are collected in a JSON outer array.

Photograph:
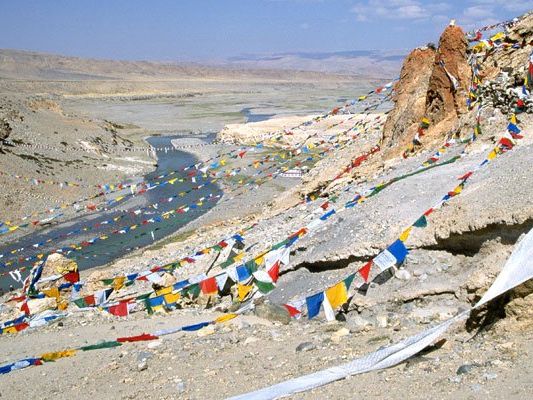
[[306, 292, 324, 319], [387, 239, 408, 264]]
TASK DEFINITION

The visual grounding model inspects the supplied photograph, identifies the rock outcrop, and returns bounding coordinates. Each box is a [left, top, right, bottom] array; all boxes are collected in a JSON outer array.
[[382, 23, 472, 154], [425, 25, 471, 126], [381, 47, 436, 149]]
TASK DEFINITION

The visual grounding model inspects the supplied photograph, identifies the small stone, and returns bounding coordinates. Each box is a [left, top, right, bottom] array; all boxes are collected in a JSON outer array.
[[347, 315, 372, 332], [176, 382, 186, 393], [483, 372, 497, 380], [395, 269, 411, 281], [331, 327, 350, 343], [376, 314, 388, 328], [244, 336, 259, 345], [147, 340, 162, 349], [295, 342, 316, 352], [137, 361, 148, 372], [197, 326, 215, 337], [470, 384, 482, 393], [456, 363, 478, 375], [136, 351, 153, 362]]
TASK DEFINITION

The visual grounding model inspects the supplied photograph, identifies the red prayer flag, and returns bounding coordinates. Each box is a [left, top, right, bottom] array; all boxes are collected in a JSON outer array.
[[458, 171, 473, 181], [15, 322, 29, 332], [284, 304, 301, 318], [117, 333, 158, 343], [499, 137, 514, 150], [358, 261, 372, 283], [63, 271, 80, 284], [268, 261, 280, 283], [20, 301, 30, 315], [107, 302, 129, 317], [200, 277, 218, 294]]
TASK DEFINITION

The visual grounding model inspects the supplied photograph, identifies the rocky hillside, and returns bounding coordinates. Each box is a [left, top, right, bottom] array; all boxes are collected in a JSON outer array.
[[0, 12, 533, 400], [382, 14, 533, 157]]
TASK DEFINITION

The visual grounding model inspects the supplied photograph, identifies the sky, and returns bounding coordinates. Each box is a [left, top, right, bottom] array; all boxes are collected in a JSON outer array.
[[0, 0, 531, 61]]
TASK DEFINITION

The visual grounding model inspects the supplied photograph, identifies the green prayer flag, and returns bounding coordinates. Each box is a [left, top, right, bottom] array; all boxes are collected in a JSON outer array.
[[80, 341, 122, 351], [254, 280, 275, 294], [73, 298, 89, 308], [182, 283, 200, 299], [413, 215, 428, 228], [245, 259, 258, 273], [343, 273, 355, 290]]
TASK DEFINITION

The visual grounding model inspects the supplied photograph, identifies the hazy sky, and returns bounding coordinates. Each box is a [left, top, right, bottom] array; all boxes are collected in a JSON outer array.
[[0, 0, 531, 60]]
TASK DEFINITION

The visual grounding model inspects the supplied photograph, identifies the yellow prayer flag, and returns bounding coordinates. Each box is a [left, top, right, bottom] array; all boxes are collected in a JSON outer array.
[[233, 252, 245, 261], [42, 287, 60, 299], [40, 349, 77, 361], [399, 227, 412, 242], [490, 32, 505, 42], [214, 313, 237, 324], [487, 149, 497, 160], [113, 276, 126, 291], [325, 282, 348, 309], [254, 255, 265, 266], [164, 292, 181, 305], [237, 284, 253, 301], [156, 286, 173, 296]]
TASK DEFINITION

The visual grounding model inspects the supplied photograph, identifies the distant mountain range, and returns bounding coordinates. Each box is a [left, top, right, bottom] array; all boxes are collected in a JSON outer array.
[[219, 49, 406, 77], [0, 48, 404, 82]]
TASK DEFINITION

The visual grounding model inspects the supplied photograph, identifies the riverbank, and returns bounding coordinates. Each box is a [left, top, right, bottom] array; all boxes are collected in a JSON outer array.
[[0, 134, 222, 291]]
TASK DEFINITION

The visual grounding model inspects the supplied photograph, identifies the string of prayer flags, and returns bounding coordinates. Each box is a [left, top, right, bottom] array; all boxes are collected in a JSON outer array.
[[373, 240, 409, 272]]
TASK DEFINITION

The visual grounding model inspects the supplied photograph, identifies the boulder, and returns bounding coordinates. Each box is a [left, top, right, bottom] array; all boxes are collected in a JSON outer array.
[[254, 303, 291, 325], [38, 253, 78, 290], [26, 297, 57, 314], [44, 253, 78, 276]]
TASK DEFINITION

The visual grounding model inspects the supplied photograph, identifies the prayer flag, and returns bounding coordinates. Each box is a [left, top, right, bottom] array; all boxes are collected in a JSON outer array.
[[268, 260, 280, 282], [284, 304, 302, 318], [236, 265, 251, 282], [413, 215, 428, 228], [107, 302, 129, 317], [237, 284, 253, 301], [399, 227, 412, 242], [306, 292, 324, 319], [325, 282, 348, 309], [358, 261, 372, 282], [200, 277, 218, 295]]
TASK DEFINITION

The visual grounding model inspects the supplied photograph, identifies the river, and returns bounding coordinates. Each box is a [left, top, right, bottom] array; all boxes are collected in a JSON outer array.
[[0, 134, 222, 291]]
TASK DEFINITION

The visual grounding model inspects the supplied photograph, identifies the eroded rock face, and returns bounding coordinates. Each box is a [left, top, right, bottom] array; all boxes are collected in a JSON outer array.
[[381, 47, 436, 149], [426, 25, 471, 125], [382, 24, 472, 153]]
